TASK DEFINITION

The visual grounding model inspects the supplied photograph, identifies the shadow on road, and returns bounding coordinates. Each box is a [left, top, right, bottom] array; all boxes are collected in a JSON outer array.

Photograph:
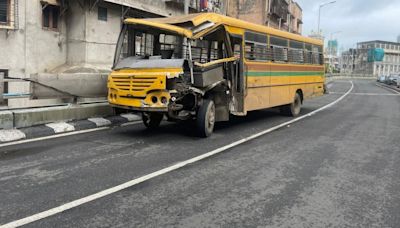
[[119, 108, 297, 139]]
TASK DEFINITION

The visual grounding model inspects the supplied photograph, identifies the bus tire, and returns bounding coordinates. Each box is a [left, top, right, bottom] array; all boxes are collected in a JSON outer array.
[[196, 99, 216, 137], [142, 112, 163, 129], [280, 92, 302, 117]]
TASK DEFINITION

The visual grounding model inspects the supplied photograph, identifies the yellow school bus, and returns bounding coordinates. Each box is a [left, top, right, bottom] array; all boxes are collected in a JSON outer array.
[[108, 13, 325, 137]]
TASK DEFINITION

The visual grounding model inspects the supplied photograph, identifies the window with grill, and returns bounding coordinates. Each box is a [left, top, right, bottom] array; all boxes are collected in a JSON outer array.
[[312, 45, 324, 65], [244, 31, 270, 61], [42, 5, 60, 29], [0, 0, 9, 23], [304, 44, 312, 64], [288, 40, 304, 63], [270, 36, 288, 62]]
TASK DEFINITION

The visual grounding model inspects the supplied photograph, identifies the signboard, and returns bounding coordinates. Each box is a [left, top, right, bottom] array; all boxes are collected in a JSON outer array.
[[368, 48, 384, 62]]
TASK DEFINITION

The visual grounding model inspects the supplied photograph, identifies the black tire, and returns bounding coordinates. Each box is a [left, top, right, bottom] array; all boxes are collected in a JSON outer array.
[[196, 99, 216, 137], [280, 92, 302, 117], [142, 113, 163, 129]]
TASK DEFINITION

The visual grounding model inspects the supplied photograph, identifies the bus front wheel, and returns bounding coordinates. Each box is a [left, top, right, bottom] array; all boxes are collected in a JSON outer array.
[[196, 99, 215, 137], [280, 92, 302, 117], [142, 112, 163, 129]]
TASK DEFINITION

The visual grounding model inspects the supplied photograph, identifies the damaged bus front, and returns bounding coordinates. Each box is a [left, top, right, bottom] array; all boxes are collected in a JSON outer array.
[[108, 18, 242, 137]]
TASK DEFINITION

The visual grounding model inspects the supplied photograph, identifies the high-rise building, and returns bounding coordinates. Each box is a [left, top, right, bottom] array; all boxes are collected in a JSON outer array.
[[397, 35, 400, 43], [327, 40, 338, 57]]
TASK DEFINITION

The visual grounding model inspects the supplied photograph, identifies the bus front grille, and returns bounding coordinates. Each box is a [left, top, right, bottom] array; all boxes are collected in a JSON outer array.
[[111, 75, 159, 92]]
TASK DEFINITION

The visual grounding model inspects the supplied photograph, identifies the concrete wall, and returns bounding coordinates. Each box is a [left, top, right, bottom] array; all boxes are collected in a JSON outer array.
[[66, 1, 87, 65], [0, 0, 68, 108], [226, 0, 266, 25], [0, 0, 219, 109], [86, 2, 121, 66], [66, 1, 121, 68], [0, 1, 67, 77], [226, 0, 302, 34]]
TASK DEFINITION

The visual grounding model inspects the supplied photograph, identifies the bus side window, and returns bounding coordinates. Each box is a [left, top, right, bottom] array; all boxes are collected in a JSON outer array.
[[304, 44, 312, 64], [270, 36, 288, 62], [288, 40, 304, 64], [233, 44, 241, 59], [245, 42, 255, 60]]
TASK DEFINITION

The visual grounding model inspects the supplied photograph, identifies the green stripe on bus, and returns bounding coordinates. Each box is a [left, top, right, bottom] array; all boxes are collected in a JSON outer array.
[[246, 71, 324, 77]]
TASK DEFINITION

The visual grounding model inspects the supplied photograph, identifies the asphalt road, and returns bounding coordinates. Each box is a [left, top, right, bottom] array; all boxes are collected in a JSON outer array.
[[1, 80, 400, 227]]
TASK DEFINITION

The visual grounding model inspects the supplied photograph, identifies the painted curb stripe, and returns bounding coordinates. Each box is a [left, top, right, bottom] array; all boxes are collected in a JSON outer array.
[[87, 118, 112, 127], [0, 129, 26, 143], [45, 123, 75, 134], [120, 113, 141, 122]]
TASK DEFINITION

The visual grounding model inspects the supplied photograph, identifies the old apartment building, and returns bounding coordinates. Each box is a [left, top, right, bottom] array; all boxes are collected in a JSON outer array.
[[226, 0, 302, 34], [354, 41, 400, 76], [0, 0, 225, 108]]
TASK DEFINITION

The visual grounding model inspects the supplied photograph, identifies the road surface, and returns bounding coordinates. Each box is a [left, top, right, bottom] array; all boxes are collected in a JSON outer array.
[[1, 79, 400, 227]]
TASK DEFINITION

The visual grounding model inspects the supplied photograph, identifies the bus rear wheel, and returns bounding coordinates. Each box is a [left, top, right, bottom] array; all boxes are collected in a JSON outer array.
[[142, 112, 163, 129], [196, 99, 215, 137], [280, 92, 302, 117]]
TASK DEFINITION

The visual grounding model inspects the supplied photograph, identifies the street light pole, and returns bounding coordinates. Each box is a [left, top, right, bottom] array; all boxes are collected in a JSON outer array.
[[317, 1, 336, 36]]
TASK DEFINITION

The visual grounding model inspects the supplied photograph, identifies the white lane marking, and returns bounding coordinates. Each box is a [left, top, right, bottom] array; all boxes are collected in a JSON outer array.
[[0, 129, 26, 143], [375, 83, 400, 94], [0, 81, 354, 228], [0, 127, 109, 148], [329, 92, 400, 96], [120, 113, 141, 122], [87, 118, 112, 127], [45, 122, 75, 134]]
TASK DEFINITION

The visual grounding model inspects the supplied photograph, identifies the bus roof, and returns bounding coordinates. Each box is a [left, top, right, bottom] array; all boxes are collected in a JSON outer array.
[[125, 13, 323, 46]]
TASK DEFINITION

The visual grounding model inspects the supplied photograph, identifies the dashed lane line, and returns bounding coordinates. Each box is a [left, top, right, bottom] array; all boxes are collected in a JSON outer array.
[[0, 81, 354, 228]]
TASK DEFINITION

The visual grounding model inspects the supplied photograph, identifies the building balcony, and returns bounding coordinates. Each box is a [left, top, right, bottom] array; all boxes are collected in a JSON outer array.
[[269, 0, 289, 20]]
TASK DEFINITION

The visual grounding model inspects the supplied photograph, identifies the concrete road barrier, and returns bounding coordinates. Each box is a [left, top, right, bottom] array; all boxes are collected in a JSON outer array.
[[0, 103, 116, 129]]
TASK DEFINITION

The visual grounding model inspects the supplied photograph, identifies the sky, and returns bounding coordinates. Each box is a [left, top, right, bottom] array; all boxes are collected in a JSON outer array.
[[296, 0, 400, 52]]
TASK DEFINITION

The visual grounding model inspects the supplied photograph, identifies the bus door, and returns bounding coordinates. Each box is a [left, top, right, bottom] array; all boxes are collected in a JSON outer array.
[[229, 35, 245, 115]]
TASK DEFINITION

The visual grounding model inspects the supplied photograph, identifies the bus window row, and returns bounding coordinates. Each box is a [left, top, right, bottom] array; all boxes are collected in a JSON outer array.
[[244, 31, 324, 65]]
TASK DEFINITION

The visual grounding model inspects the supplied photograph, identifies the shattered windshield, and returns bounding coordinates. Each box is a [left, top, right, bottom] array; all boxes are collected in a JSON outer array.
[[113, 24, 222, 70], [113, 24, 185, 69]]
